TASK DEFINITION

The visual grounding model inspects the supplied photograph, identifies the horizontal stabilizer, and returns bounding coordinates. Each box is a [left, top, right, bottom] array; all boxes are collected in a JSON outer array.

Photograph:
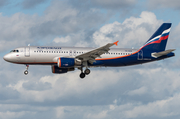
[[151, 49, 175, 58]]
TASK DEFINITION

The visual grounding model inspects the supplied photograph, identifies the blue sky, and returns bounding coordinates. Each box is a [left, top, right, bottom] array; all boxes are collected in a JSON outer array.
[[0, 0, 51, 16], [1, 0, 180, 119]]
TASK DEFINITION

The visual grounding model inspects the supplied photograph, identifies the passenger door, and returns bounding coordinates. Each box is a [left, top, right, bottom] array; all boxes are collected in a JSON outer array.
[[25, 47, 30, 57]]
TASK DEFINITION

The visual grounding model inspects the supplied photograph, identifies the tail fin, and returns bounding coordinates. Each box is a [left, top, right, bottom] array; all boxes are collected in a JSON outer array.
[[140, 23, 171, 52]]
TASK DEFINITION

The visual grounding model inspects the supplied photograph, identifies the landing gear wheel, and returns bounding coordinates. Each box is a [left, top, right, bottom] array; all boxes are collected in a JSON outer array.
[[24, 70, 28, 75], [80, 73, 86, 78], [84, 69, 90, 75]]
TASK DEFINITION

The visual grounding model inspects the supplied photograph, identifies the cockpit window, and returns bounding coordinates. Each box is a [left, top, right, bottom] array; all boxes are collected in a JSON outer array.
[[10, 50, 19, 53]]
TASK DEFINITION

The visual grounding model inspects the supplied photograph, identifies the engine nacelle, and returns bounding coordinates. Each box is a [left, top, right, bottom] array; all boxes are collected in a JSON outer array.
[[51, 65, 74, 74], [57, 57, 75, 68]]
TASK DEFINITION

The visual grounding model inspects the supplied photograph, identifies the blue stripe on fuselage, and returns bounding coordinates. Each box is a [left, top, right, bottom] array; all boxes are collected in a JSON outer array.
[[90, 51, 175, 67]]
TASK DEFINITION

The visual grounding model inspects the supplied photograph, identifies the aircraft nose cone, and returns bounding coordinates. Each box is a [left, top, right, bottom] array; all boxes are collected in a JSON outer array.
[[3, 54, 11, 62]]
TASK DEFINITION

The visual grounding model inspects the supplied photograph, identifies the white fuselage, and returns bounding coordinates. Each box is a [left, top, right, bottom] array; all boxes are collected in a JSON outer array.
[[4, 46, 138, 65]]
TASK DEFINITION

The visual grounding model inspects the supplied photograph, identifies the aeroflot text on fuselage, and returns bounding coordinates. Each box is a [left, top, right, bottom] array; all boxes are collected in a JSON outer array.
[[37, 47, 62, 49], [3, 23, 175, 78]]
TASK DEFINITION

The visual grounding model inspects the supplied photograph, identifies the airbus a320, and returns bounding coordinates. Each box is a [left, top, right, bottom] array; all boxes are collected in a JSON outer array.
[[3, 23, 175, 78]]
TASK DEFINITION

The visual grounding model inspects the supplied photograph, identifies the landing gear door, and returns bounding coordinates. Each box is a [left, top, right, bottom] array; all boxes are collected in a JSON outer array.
[[25, 47, 30, 57], [138, 50, 143, 60]]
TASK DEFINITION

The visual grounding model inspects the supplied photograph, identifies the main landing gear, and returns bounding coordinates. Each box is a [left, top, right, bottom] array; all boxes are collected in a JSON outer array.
[[24, 65, 29, 75], [79, 67, 91, 79], [79, 61, 91, 79], [84, 68, 90, 75]]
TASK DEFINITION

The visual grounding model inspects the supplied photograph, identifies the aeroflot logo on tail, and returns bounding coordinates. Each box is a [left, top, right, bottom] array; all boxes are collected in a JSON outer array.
[[145, 28, 170, 46], [37, 47, 61, 49]]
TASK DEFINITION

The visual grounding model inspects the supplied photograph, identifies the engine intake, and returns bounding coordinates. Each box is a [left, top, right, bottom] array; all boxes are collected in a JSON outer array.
[[57, 57, 75, 68]]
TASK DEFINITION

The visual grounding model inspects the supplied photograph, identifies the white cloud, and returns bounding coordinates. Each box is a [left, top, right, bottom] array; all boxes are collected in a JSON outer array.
[[1, 53, 180, 119], [7, 69, 121, 103], [0, 13, 34, 52], [93, 11, 163, 48], [53, 36, 71, 43], [0, 1, 180, 118], [123, 94, 180, 118], [127, 86, 147, 96], [170, 22, 180, 48], [0, 0, 106, 52], [0, 111, 25, 119]]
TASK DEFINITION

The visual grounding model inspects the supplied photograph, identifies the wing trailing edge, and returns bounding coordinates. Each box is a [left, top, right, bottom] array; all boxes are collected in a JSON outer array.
[[76, 41, 119, 64]]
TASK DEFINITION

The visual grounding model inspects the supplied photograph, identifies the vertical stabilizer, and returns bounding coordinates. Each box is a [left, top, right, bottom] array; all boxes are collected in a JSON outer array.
[[140, 23, 171, 52]]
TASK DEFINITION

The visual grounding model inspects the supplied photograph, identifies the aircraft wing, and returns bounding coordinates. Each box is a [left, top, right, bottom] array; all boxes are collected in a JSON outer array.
[[76, 41, 119, 64], [151, 49, 175, 58]]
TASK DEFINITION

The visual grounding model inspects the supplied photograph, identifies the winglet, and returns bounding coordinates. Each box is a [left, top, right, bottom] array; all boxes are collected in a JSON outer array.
[[114, 41, 119, 46]]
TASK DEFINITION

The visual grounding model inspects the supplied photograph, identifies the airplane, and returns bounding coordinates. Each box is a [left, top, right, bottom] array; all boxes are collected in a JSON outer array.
[[3, 23, 175, 78]]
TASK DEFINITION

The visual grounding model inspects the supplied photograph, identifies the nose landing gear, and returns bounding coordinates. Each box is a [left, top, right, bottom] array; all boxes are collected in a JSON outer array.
[[24, 65, 29, 75]]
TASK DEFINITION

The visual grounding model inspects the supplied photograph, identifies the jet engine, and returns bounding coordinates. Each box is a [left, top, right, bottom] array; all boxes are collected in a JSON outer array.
[[57, 57, 81, 68], [51, 65, 74, 74]]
